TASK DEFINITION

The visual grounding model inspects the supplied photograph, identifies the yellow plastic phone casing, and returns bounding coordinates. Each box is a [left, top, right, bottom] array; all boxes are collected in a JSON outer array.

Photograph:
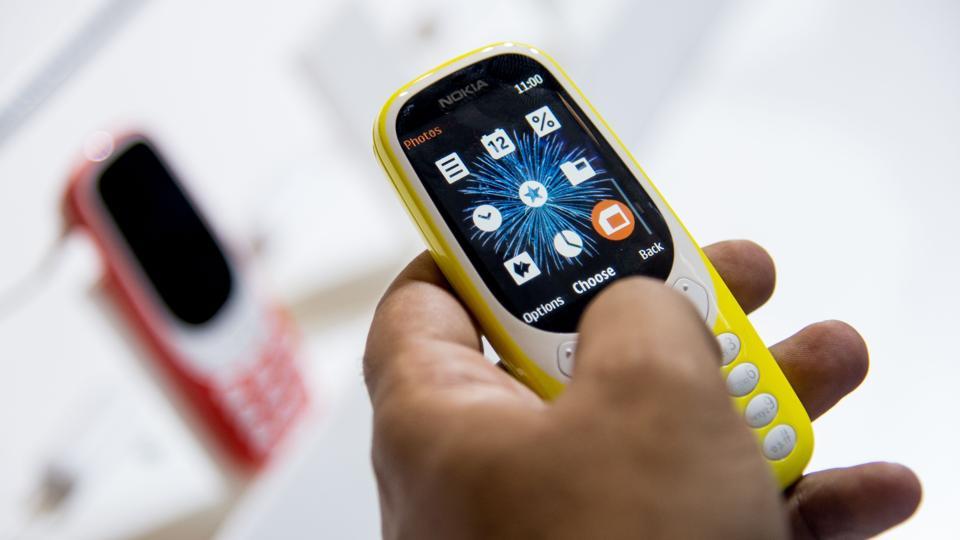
[[373, 42, 813, 488]]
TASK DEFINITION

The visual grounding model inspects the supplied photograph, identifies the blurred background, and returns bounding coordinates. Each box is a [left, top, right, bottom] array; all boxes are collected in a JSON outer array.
[[1, 0, 957, 537]]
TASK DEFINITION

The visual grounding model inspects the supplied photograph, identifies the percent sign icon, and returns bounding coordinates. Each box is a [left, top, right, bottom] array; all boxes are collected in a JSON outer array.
[[531, 111, 555, 131], [526, 106, 561, 137]]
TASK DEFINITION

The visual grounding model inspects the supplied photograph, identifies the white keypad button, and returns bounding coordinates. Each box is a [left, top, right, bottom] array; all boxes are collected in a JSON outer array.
[[763, 424, 797, 460], [251, 424, 274, 451], [726, 362, 760, 397], [557, 341, 576, 377], [222, 385, 248, 412], [745, 393, 778, 428], [716, 332, 741, 366], [672, 278, 709, 320], [254, 367, 274, 390], [238, 405, 261, 431], [278, 398, 298, 423], [267, 385, 286, 407]]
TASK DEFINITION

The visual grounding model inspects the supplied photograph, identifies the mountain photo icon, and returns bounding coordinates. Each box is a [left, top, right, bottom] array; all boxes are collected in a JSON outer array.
[[504, 251, 542, 285]]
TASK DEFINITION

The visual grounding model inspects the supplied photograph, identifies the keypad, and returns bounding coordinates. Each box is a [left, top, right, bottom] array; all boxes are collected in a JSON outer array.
[[716, 330, 797, 462], [217, 332, 306, 456]]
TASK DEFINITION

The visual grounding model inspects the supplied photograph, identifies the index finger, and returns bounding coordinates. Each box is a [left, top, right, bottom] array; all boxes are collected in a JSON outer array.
[[367, 251, 481, 356], [364, 251, 501, 404]]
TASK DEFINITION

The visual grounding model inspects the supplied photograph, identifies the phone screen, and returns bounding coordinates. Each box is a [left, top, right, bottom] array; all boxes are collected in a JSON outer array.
[[97, 142, 233, 325], [396, 53, 675, 333]]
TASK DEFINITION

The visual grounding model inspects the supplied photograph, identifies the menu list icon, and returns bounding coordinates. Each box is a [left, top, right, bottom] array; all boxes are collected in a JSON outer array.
[[435, 152, 470, 184]]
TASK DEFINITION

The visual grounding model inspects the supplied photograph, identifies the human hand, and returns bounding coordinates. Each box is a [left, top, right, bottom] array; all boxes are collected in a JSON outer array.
[[364, 241, 920, 539]]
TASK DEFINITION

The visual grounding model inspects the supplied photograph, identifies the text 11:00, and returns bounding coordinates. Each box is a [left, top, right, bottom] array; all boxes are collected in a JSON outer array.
[[514, 74, 544, 94]]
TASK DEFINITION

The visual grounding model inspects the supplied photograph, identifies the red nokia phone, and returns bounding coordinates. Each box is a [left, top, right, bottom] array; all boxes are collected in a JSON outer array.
[[64, 133, 307, 467]]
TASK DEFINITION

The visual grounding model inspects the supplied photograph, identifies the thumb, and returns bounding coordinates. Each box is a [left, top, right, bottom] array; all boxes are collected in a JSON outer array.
[[565, 277, 725, 406]]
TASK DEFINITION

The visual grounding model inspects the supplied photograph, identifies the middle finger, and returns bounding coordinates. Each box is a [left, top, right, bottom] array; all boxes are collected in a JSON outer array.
[[769, 320, 869, 420]]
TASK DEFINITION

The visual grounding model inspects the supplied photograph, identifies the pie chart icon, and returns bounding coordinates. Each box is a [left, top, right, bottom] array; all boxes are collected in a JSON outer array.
[[553, 230, 584, 258]]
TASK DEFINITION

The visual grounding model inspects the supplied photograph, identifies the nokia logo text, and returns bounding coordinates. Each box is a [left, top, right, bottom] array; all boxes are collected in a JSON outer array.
[[438, 80, 489, 109]]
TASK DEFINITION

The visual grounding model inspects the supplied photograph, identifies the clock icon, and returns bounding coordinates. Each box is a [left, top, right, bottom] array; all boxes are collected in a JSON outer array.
[[553, 230, 584, 258], [472, 205, 502, 232]]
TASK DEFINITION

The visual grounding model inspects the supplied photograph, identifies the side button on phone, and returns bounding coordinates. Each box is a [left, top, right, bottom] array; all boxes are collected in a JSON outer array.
[[716, 332, 741, 366], [762, 424, 797, 460], [672, 278, 709, 320], [557, 341, 576, 377]]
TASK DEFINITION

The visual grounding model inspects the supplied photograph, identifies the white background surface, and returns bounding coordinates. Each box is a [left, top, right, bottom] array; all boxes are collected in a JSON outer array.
[[1, 1, 957, 538]]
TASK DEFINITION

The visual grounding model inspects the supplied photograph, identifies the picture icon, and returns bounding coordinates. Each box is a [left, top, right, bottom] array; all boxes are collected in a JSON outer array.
[[591, 200, 635, 241], [471, 205, 502, 232], [481, 128, 516, 159], [503, 251, 542, 285], [525, 105, 561, 137], [553, 230, 584, 258], [435, 152, 470, 184], [560, 158, 597, 186]]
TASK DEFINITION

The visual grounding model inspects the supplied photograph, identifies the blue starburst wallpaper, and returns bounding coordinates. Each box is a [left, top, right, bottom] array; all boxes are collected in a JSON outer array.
[[460, 131, 611, 274]]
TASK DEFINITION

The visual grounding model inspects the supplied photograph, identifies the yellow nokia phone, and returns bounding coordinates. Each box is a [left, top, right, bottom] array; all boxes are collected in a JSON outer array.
[[373, 42, 812, 487]]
